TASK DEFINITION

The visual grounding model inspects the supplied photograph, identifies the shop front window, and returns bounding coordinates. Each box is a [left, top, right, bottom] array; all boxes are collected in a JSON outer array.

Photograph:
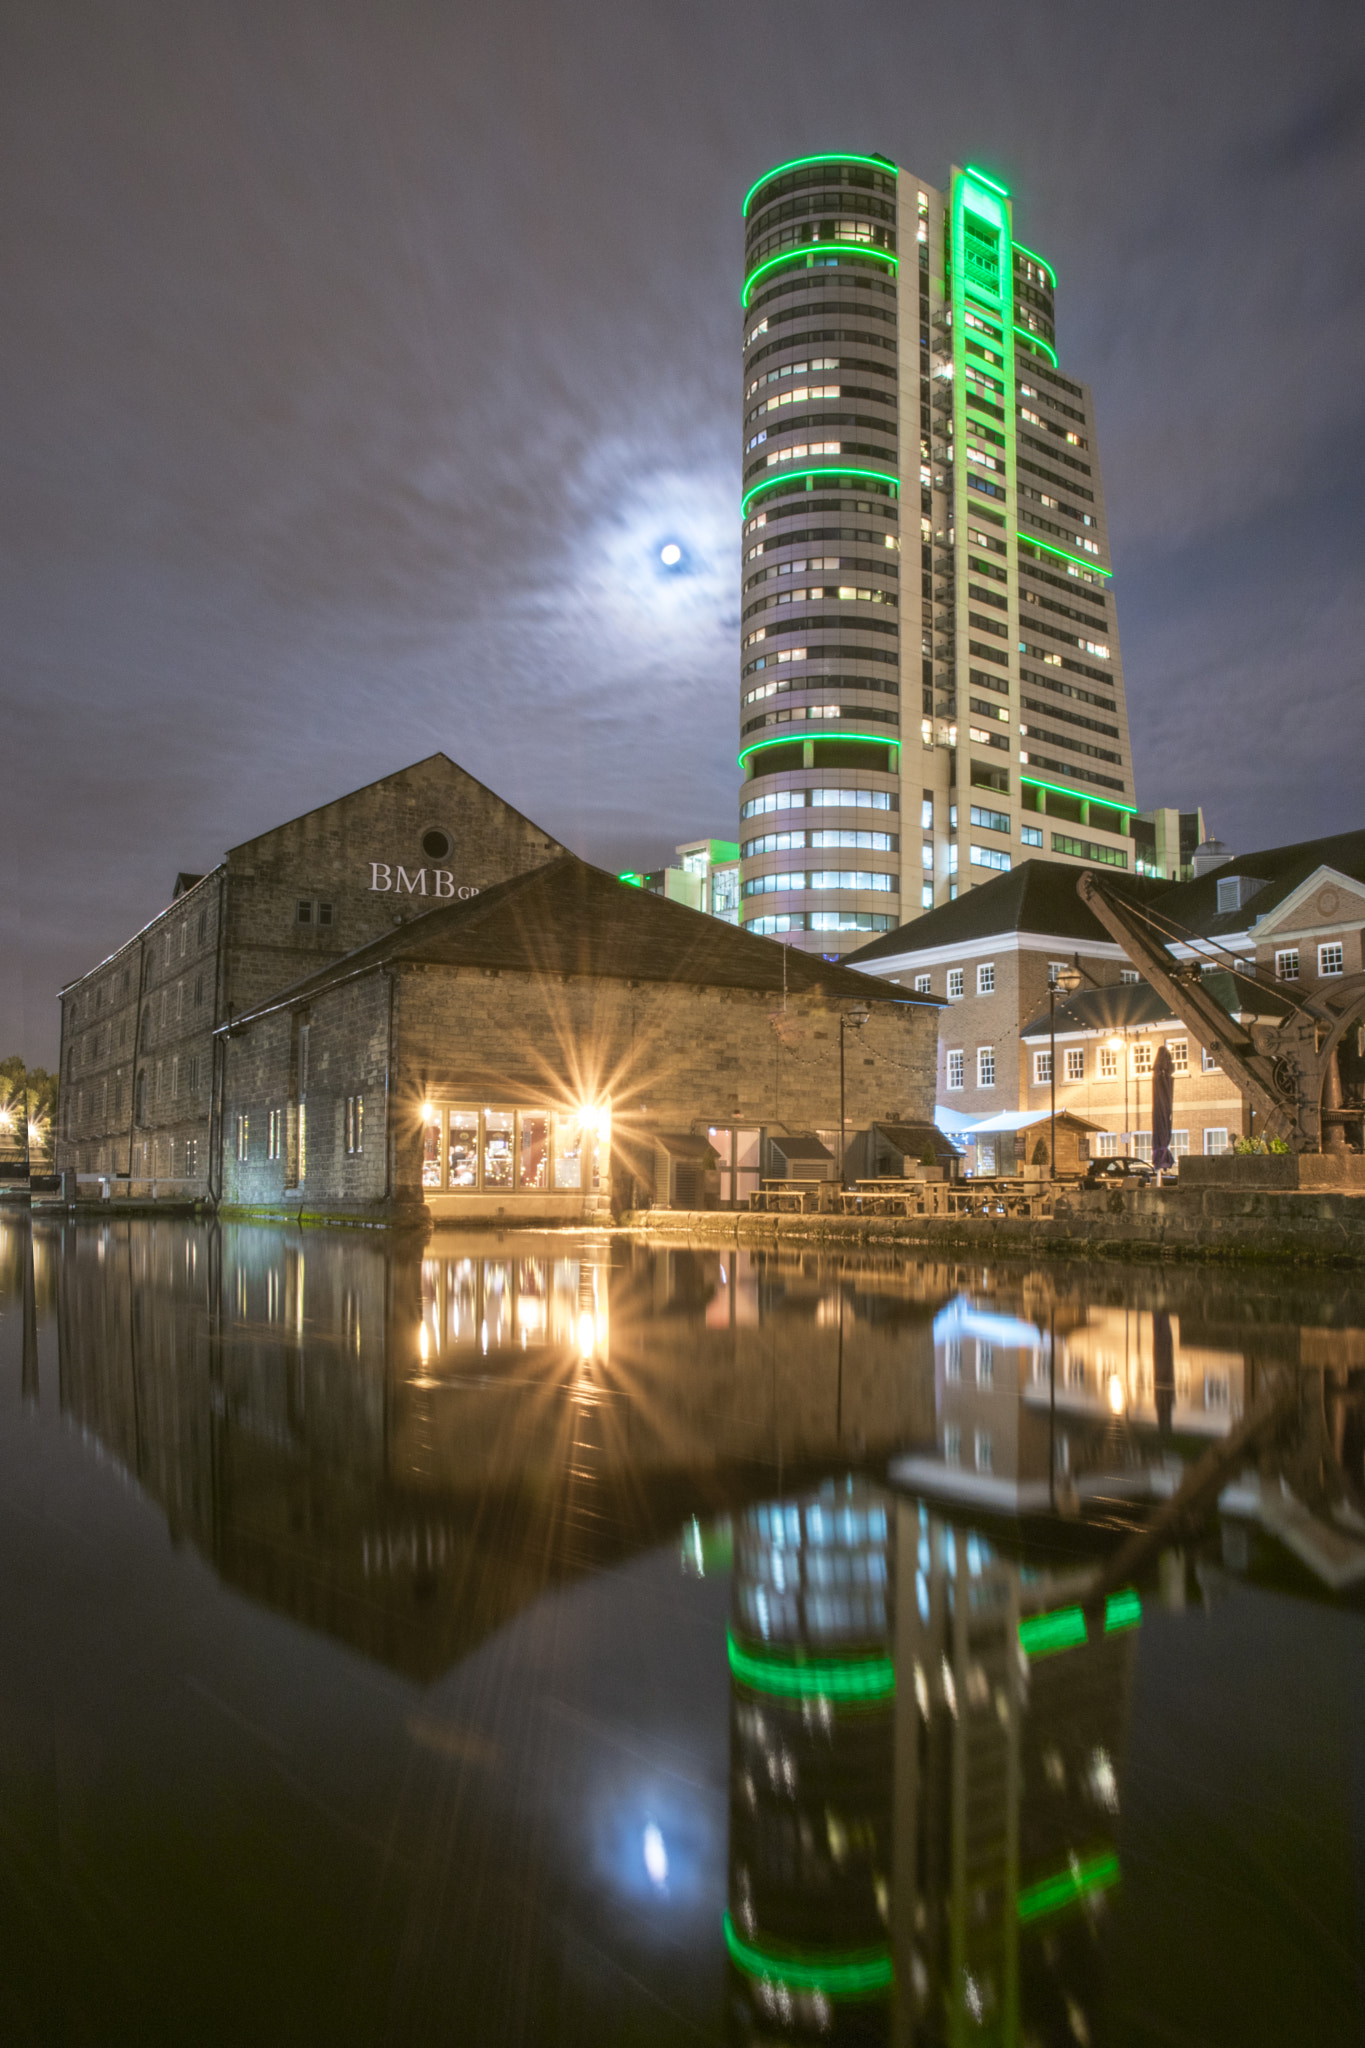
[[422, 1105, 588, 1194], [484, 1110, 514, 1187], [554, 1115, 583, 1189], [519, 1114, 550, 1189], [422, 1119, 442, 1189], [448, 1110, 479, 1188]]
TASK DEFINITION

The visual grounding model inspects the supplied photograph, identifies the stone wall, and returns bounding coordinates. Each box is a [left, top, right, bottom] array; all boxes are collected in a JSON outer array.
[[220, 956, 939, 1222]]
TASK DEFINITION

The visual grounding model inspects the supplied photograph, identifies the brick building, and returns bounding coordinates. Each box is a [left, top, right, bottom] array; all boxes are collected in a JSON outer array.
[[55, 755, 566, 1189], [849, 833, 1365, 1166], [218, 855, 939, 1223], [845, 859, 1246, 1168]]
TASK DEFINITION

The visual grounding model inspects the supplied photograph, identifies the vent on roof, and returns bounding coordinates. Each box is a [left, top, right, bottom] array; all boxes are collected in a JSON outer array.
[[1216, 874, 1266, 915]]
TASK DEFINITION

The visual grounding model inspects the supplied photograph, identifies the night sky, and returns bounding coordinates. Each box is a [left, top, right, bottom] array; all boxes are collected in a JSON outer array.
[[4, 0, 1363, 1061]]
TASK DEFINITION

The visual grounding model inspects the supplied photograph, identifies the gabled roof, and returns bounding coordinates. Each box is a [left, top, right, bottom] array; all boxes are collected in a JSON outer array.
[[226, 856, 940, 1026], [1148, 828, 1365, 942], [846, 860, 1136, 963], [225, 751, 561, 857], [1230, 864, 1365, 941]]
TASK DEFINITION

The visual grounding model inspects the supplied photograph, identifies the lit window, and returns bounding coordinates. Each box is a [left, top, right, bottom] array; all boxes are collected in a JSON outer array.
[[947, 969, 965, 999], [970, 844, 1011, 872], [1065, 1047, 1085, 1082], [946, 1050, 965, 1090], [1274, 948, 1299, 982], [945, 1339, 961, 1381], [921, 842, 934, 870], [1099, 1046, 1119, 1079], [921, 796, 933, 829], [977, 963, 995, 995], [1033, 1050, 1052, 1085], [235, 1114, 249, 1162], [977, 1343, 994, 1387], [1021, 825, 1043, 847], [1133, 1041, 1154, 1076], [921, 884, 934, 909], [978, 1046, 996, 1088], [1319, 942, 1344, 977]]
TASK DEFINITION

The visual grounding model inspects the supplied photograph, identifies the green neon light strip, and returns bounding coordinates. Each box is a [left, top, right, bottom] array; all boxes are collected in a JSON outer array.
[[723, 1915, 894, 1998], [1017, 1850, 1120, 1924], [743, 243, 897, 308], [1016, 532, 1112, 578], [1014, 328, 1059, 368], [965, 164, 1010, 198], [1020, 775, 1136, 818], [742, 154, 898, 219], [726, 1629, 896, 1699], [741, 464, 898, 519], [739, 733, 902, 769], [618, 872, 645, 887], [1018, 1590, 1144, 1659], [1012, 241, 1057, 289]]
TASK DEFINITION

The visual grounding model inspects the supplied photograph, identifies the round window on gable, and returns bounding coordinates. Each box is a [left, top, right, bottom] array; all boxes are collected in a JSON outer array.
[[422, 828, 453, 861]]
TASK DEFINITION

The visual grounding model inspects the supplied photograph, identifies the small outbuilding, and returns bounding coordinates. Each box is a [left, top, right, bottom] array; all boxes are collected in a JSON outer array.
[[217, 855, 941, 1224], [842, 1121, 962, 1183]]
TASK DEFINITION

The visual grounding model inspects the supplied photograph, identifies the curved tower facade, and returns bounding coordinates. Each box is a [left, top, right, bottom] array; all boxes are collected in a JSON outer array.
[[738, 156, 1134, 958]]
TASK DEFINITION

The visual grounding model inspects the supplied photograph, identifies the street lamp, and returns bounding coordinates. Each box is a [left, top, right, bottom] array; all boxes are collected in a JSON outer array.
[[1048, 966, 1082, 1179], [839, 1007, 871, 1184]]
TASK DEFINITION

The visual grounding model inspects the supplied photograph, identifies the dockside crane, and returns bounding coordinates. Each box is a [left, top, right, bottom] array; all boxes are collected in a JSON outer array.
[[1076, 872, 1365, 1153]]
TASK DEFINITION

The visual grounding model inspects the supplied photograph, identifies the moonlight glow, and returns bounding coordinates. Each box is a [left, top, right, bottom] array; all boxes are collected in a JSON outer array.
[[659, 543, 681, 566]]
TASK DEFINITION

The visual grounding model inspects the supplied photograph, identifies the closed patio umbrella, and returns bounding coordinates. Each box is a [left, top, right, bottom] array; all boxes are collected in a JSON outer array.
[[1152, 1043, 1175, 1172]]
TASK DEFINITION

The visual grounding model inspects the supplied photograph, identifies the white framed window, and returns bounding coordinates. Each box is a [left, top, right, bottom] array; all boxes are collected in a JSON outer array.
[[977, 1046, 996, 1088], [947, 968, 965, 999], [1120, 969, 1139, 984], [1202, 1045, 1220, 1072], [914, 973, 931, 993], [1133, 1041, 1154, 1076], [977, 963, 996, 995], [946, 1049, 965, 1090], [974, 1429, 993, 1472], [944, 1424, 961, 1465], [1099, 1045, 1119, 1079], [1204, 1127, 1229, 1155], [1166, 1038, 1188, 1073], [1172, 1130, 1190, 1156], [1097, 1132, 1119, 1156], [1065, 1047, 1085, 1082], [976, 1342, 994, 1387], [1033, 1050, 1052, 1084], [1275, 948, 1300, 981], [1319, 942, 1344, 977], [945, 1339, 962, 1381], [921, 884, 934, 908], [1133, 1131, 1153, 1162], [1047, 962, 1068, 987]]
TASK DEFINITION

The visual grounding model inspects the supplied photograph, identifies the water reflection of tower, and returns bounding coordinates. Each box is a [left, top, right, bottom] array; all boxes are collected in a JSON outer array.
[[890, 1498, 1135, 2047], [726, 1477, 895, 2045], [891, 1500, 1021, 2043]]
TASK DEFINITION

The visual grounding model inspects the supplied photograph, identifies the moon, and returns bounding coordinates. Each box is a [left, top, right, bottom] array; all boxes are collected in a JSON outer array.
[[659, 543, 682, 567]]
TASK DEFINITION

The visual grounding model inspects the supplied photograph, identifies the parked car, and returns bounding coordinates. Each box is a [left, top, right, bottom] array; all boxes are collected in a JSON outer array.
[[1083, 1155, 1157, 1188]]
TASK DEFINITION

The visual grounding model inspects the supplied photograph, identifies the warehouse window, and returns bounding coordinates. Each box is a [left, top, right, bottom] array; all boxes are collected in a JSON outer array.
[[419, 1105, 581, 1194], [345, 1095, 364, 1155], [236, 1114, 249, 1162]]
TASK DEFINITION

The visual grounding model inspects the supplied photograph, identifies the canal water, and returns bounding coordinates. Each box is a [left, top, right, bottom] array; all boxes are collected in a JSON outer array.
[[0, 1215, 1362, 2046]]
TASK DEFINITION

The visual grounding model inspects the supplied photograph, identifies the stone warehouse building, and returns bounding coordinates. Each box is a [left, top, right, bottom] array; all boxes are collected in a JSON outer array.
[[55, 756, 567, 1188], [218, 856, 939, 1223]]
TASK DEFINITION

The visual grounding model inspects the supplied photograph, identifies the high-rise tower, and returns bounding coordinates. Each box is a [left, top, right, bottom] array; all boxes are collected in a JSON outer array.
[[738, 155, 1135, 957]]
